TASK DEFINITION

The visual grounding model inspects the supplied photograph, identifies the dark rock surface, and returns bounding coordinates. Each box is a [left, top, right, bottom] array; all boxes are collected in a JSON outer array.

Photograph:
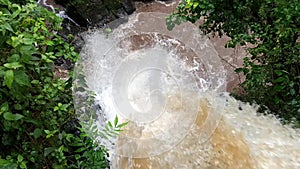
[[44, 0, 173, 37], [54, 0, 135, 28], [53, 0, 169, 28]]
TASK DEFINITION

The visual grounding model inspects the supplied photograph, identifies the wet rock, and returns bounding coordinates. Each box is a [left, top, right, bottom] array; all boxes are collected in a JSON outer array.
[[62, 118, 81, 136], [54, 0, 135, 28], [122, 0, 136, 14], [43, 0, 135, 56], [54, 56, 73, 70]]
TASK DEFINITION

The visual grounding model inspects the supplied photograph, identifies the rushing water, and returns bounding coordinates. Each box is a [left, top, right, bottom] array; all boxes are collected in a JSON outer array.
[[73, 12, 300, 169]]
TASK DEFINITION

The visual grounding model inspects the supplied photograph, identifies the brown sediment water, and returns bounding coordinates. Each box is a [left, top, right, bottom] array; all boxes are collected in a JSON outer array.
[[109, 92, 299, 169], [115, 95, 257, 169], [73, 1, 300, 169]]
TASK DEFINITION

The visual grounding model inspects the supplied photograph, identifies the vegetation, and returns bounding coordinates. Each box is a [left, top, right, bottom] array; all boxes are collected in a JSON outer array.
[[1, 0, 299, 168], [0, 0, 127, 168], [167, 0, 300, 127]]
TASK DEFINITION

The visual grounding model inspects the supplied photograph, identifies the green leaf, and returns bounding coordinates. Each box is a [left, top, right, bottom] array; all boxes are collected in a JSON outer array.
[[44, 40, 54, 46], [274, 85, 284, 92], [4, 70, 14, 89], [14, 70, 31, 86], [75, 154, 80, 160], [274, 77, 286, 83], [20, 161, 27, 169], [19, 45, 37, 63], [0, 102, 9, 115], [114, 129, 124, 132], [235, 68, 244, 73], [71, 142, 84, 147], [10, 36, 21, 48], [44, 147, 55, 157], [3, 62, 22, 69], [31, 128, 43, 139], [44, 130, 58, 138], [0, 158, 11, 166], [289, 88, 296, 95], [193, 2, 199, 9], [103, 129, 115, 138], [117, 121, 129, 128], [23, 118, 41, 126], [3, 112, 24, 121], [114, 116, 118, 127], [31, 80, 39, 84], [17, 154, 23, 162], [65, 134, 73, 142], [99, 131, 109, 139], [23, 38, 33, 45], [7, 54, 20, 63], [108, 121, 113, 129], [105, 28, 112, 34], [54, 106, 59, 111], [0, 0, 10, 6], [10, 4, 21, 19], [274, 70, 283, 76], [185, 0, 193, 8], [13, 104, 22, 110], [75, 147, 87, 153], [3, 23, 13, 32]]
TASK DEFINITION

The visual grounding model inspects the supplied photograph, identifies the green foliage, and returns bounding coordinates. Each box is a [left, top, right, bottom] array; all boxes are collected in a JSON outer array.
[[73, 64, 129, 144], [168, 0, 300, 126], [0, 0, 125, 168], [89, 115, 129, 140], [63, 129, 109, 169]]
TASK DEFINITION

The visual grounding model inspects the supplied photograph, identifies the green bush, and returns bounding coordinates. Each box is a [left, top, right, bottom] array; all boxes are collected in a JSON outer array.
[[0, 0, 109, 168], [167, 0, 300, 126]]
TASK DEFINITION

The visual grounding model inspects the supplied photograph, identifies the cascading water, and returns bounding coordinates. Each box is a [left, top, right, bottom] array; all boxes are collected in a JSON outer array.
[[73, 12, 300, 169]]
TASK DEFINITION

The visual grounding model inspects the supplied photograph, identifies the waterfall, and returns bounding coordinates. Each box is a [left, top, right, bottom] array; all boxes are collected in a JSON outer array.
[[73, 12, 300, 169]]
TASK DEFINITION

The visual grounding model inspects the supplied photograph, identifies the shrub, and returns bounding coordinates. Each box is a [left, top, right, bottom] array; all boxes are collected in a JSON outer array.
[[167, 0, 300, 127], [0, 0, 109, 168]]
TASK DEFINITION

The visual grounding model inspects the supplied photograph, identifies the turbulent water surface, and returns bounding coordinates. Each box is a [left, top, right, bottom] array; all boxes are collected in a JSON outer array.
[[73, 12, 300, 169]]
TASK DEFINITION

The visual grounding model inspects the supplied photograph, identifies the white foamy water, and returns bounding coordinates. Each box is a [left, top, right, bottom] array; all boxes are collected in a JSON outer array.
[[73, 12, 300, 169], [219, 94, 300, 169]]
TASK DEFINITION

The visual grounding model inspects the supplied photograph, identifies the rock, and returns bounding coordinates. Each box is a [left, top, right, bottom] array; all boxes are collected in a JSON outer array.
[[54, 0, 135, 28], [122, 0, 135, 14], [50, 0, 136, 53]]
